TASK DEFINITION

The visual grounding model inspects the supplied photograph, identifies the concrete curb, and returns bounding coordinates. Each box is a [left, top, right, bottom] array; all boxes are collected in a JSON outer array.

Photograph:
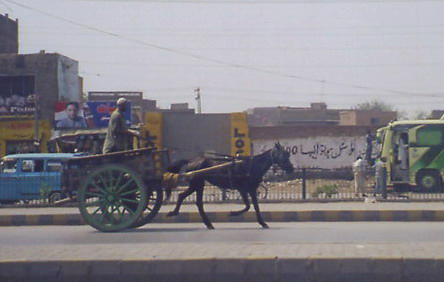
[[1, 257, 443, 282], [1, 210, 444, 226]]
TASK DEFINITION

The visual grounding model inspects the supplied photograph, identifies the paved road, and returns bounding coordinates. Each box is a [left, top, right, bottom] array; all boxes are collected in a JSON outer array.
[[3, 202, 444, 215], [2, 222, 444, 259], [1, 222, 444, 245], [2, 222, 444, 282]]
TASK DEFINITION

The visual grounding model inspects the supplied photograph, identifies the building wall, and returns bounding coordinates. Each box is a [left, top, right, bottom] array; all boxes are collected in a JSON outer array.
[[161, 112, 232, 162], [0, 53, 81, 121], [339, 111, 357, 126], [0, 14, 18, 54], [251, 125, 378, 169], [340, 110, 396, 126], [57, 55, 81, 102], [247, 104, 341, 127], [431, 110, 444, 119]]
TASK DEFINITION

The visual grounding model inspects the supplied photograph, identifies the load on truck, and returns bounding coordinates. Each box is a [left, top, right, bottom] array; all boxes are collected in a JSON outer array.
[[377, 118, 444, 192]]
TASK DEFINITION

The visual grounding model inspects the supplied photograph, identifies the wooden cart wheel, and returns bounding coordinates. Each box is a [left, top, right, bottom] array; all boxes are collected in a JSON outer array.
[[131, 183, 163, 228], [78, 164, 147, 232]]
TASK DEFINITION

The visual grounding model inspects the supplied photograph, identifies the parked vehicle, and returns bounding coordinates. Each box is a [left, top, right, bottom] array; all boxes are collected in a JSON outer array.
[[377, 118, 444, 192], [0, 153, 82, 204]]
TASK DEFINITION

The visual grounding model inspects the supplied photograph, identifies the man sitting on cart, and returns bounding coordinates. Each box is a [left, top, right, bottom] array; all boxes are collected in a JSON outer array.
[[102, 98, 141, 154]]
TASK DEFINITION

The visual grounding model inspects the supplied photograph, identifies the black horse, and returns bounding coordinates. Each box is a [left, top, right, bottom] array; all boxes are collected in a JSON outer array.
[[166, 143, 294, 229]]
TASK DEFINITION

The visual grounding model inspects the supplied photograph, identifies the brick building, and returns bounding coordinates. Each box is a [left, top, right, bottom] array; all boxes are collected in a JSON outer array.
[[0, 14, 82, 156], [247, 103, 341, 126], [340, 110, 397, 126], [0, 52, 82, 121], [0, 14, 18, 54]]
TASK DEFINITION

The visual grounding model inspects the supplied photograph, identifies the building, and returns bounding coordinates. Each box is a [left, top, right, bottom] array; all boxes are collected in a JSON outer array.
[[0, 14, 82, 156], [0, 52, 82, 156], [339, 110, 397, 126], [143, 111, 250, 161], [0, 14, 18, 54], [0, 52, 82, 121], [247, 103, 341, 126], [431, 110, 444, 120]]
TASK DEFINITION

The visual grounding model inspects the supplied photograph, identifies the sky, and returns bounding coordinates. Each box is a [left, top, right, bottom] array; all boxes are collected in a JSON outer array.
[[2, 0, 444, 116]]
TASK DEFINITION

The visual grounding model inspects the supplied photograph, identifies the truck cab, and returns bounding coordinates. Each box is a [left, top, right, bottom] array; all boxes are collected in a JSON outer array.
[[379, 120, 444, 192], [0, 153, 81, 204]]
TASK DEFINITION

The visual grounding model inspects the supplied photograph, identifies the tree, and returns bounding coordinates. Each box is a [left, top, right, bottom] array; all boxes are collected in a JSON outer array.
[[353, 100, 394, 112], [411, 110, 431, 120]]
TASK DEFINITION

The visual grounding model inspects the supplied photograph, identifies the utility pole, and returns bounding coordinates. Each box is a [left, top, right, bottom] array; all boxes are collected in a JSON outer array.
[[33, 94, 41, 152], [195, 87, 202, 114]]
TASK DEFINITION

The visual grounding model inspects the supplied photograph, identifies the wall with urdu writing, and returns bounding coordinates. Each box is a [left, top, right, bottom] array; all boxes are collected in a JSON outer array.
[[250, 125, 377, 169]]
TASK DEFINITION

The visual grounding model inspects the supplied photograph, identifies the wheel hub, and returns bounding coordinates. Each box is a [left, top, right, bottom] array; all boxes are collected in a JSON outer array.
[[423, 176, 435, 188], [106, 194, 117, 203]]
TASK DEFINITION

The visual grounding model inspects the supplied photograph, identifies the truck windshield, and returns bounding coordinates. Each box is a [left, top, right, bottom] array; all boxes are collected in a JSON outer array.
[[0, 159, 18, 173]]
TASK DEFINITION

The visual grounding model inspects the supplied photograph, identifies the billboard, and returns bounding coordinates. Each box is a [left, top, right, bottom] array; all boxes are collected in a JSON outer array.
[[54, 101, 131, 130], [0, 76, 35, 116]]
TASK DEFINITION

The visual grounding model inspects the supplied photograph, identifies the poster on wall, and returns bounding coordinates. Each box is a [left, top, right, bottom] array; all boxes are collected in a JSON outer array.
[[0, 76, 36, 116], [54, 101, 132, 129]]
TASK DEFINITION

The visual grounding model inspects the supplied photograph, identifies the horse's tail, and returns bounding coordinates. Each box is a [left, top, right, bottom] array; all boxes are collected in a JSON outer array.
[[164, 159, 189, 201]]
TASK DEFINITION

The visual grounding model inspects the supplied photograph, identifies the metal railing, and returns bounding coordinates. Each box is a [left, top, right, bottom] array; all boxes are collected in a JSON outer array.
[[167, 167, 444, 204], [2, 168, 444, 208]]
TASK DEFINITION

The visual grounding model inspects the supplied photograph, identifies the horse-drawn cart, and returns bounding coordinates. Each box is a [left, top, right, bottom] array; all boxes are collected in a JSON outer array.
[[63, 147, 169, 232], [62, 147, 243, 232]]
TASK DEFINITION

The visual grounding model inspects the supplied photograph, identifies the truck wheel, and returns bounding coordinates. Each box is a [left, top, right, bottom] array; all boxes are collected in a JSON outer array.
[[48, 192, 62, 203], [416, 171, 442, 192]]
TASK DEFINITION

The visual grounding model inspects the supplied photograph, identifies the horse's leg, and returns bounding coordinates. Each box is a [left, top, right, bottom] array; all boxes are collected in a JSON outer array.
[[249, 189, 269, 229], [230, 190, 250, 216], [195, 180, 214, 229], [167, 183, 196, 217]]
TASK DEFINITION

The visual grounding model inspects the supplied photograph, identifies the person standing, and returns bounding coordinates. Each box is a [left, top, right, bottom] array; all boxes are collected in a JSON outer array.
[[374, 157, 387, 197], [352, 156, 367, 197], [398, 133, 409, 170], [365, 130, 375, 166], [102, 98, 140, 154]]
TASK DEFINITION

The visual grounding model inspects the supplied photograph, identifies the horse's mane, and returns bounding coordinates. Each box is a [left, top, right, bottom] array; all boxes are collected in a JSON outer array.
[[166, 159, 190, 173]]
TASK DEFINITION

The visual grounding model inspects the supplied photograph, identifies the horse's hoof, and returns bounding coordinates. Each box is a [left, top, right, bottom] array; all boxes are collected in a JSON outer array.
[[261, 223, 269, 229], [167, 211, 177, 217], [207, 225, 215, 230]]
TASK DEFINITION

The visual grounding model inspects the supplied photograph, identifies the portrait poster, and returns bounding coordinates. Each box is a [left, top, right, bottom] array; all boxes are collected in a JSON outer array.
[[54, 101, 131, 129]]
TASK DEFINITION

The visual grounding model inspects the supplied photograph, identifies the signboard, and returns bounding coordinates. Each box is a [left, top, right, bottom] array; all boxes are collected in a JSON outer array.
[[88, 91, 143, 104], [54, 101, 131, 130], [144, 112, 163, 149], [230, 112, 251, 156], [0, 76, 35, 116]]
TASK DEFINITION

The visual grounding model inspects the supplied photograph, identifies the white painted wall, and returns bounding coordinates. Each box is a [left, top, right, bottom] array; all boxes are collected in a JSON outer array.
[[254, 136, 374, 169], [57, 56, 80, 102]]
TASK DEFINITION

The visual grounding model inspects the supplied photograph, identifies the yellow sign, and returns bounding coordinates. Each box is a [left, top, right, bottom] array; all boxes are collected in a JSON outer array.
[[230, 112, 251, 156], [143, 112, 163, 149], [0, 119, 51, 157]]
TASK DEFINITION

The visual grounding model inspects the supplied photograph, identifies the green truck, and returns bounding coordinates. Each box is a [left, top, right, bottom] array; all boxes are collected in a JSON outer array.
[[377, 119, 444, 192]]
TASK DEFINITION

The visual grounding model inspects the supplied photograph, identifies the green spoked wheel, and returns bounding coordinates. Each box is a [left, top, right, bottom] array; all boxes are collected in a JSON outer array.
[[78, 164, 147, 232], [131, 183, 163, 228]]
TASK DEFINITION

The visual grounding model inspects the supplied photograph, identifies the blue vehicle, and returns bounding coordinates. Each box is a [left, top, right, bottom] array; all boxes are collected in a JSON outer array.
[[0, 153, 82, 204]]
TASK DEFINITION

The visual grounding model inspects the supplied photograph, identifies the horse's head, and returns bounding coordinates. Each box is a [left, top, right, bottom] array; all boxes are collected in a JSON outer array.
[[271, 142, 294, 173]]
